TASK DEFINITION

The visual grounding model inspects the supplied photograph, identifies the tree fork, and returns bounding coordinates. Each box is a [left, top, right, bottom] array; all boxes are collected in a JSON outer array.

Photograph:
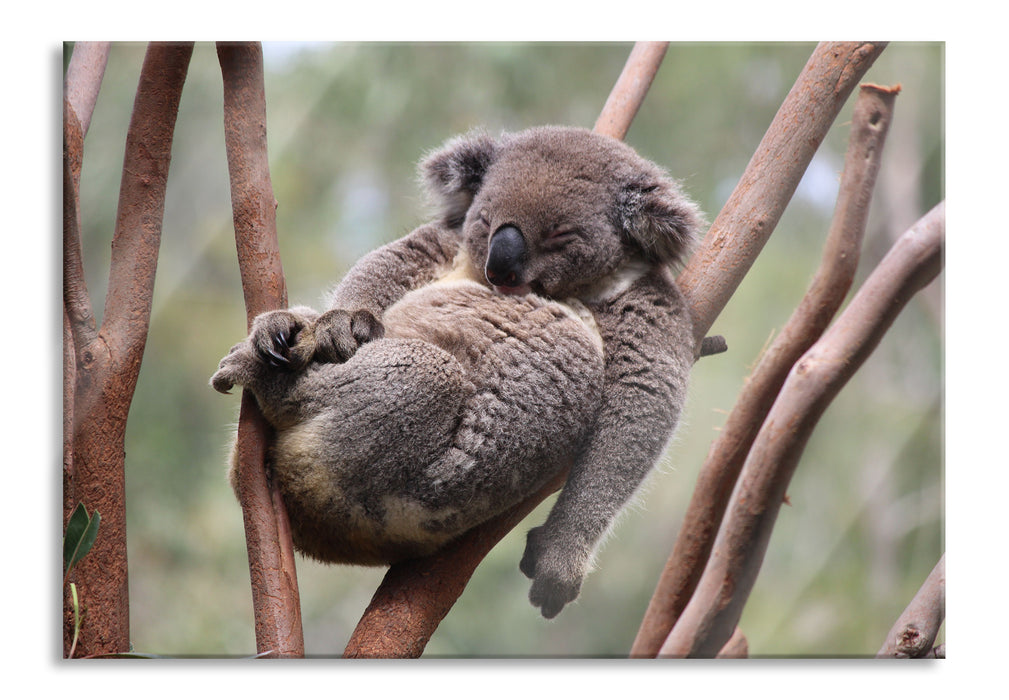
[[63, 41, 193, 658]]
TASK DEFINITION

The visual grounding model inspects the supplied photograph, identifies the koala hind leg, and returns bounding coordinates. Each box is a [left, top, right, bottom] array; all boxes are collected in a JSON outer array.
[[268, 337, 474, 563]]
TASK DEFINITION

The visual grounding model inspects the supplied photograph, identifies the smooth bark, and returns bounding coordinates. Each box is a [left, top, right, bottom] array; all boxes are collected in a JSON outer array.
[[632, 84, 900, 657], [659, 202, 944, 657], [594, 42, 668, 140], [217, 41, 304, 658], [677, 42, 886, 349], [876, 554, 945, 658]]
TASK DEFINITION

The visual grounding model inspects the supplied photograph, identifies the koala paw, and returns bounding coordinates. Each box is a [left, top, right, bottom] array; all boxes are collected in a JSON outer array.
[[248, 308, 317, 371], [210, 341, 252, 394], [209, 309, 317, 395], [520, 525, 587, 619], [312, 308, 384, 364]]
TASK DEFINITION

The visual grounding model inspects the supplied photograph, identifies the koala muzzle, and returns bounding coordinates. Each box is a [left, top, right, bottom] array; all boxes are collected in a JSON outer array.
[[485, 225, 527, 289]]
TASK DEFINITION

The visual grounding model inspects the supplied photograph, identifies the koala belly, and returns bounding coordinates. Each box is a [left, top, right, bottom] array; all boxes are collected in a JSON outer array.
[[270, 279, 606, 565]]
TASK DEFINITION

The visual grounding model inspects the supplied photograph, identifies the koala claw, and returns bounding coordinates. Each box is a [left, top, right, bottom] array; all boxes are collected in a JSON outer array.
[[264, 331, 292, 367], [249, 309, 315, 371]]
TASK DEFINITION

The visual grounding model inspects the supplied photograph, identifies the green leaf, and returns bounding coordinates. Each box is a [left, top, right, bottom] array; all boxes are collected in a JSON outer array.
[[63, 503, 101, 573]]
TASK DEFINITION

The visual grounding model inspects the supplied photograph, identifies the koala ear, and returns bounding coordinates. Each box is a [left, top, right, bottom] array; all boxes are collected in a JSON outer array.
[[420, 130, 498, 228], [618, 177, 704, 267]]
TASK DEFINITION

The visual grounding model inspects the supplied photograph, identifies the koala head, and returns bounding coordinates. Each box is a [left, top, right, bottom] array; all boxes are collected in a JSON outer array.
[[421, 126, 703, 298]]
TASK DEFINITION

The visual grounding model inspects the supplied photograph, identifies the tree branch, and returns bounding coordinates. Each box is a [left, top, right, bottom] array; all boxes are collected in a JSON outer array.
[[677, 42, 886, 350], [342, 41, 668, 658], [659, 202, 945, 657], [344, 470, 566, 657], [64, 42, 110, 138], [101, 43, 193, 378], [631, 83, 900, 657], [64, 42, 192, 658], [62, 40, 111, 352], [594, 42, 668, 140], [715, 626, 748, 658], [217, 41, 304, 659], [876, 554, 945, 658]]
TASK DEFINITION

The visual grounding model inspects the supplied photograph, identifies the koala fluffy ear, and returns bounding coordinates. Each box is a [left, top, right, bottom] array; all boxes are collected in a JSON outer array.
[[420, 131, 498, 228], [618, 178, 704, 267]]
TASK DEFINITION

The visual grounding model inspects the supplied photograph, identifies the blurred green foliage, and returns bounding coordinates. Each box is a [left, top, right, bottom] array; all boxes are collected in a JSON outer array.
[[70, 41, 943, 657]]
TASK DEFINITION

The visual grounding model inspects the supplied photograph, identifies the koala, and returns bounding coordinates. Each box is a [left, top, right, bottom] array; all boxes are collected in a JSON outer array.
[[211, 125, 703, 618]]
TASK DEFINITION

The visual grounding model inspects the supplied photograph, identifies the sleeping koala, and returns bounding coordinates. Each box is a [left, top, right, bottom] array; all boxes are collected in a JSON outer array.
[[211, 125, 703, 618]]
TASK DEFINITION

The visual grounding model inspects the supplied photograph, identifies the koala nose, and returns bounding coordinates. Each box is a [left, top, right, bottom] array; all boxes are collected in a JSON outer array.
[[485, 225, 527, 288]]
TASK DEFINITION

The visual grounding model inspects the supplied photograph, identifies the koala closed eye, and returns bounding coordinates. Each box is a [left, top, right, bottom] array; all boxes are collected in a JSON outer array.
[[546, 224, 579, 241], [212, 125, 702, 618]]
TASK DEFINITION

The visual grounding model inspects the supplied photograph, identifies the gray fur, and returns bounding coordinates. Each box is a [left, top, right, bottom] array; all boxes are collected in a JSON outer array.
[[211, 126, 702, 618]]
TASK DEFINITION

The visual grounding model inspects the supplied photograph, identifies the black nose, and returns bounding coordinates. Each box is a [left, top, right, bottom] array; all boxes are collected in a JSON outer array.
[[485, 225, 527, 288]]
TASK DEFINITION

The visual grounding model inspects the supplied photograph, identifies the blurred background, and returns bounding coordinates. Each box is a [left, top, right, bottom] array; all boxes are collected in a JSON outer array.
[[65, 42, 943, 657]]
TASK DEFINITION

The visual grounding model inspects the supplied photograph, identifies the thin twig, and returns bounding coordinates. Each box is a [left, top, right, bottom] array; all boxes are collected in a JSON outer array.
[[62, 100, 96, 352], [877, 554, 945, 658], [677, 42, 886, 350], [659, 202, 945, 657], [64, 42, 110, 138], [62, 41, 110, 351], [631, 83, 900, 657], [217, 41, 304, 659], [594, 42, 668, 140]]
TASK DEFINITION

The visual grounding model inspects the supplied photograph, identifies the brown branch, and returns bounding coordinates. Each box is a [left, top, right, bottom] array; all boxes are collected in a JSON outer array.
[[659, 202, 945, 657], [63, 88, 89, 524], [715, 626, 748, 658], [217, 41, 304, 659], [344, 471, 566, 657], [64, 42, 110, 138], [877, 554, 945, 658], [594, 42, 668, 140], [631, 83, 900, 658], [62, 41, 110, 350], [64, 42, 193, 658], [342, 41, 669, 658], [677, 42, 886, 350]]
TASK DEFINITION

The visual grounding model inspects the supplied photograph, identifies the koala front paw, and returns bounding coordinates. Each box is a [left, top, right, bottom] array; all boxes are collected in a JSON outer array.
[[248, 308, 317, 371], [312, 308, 384, 364], [520, 526, 588, 619], [209, 308, 318, 395]]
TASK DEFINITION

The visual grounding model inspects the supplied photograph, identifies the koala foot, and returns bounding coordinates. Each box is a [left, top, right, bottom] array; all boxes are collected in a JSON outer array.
[[209, 308, 318, 394], [312, 308, 384, 364], [520, 525, 588, 619], [210, 341, 251, 394]]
